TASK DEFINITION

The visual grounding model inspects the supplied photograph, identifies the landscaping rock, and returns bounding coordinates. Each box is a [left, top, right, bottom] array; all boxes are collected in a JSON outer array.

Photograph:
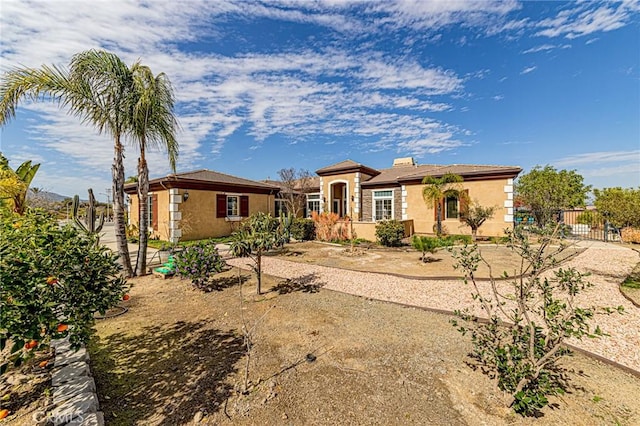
[[49, 393, 98, 425], [51, 361, 91, 386], [53, 376, 96, 404], [55, 347, 89, 367]]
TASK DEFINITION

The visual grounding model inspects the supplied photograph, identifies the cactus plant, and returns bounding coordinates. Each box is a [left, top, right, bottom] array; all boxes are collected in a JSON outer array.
[[72, 188, 105, 244]]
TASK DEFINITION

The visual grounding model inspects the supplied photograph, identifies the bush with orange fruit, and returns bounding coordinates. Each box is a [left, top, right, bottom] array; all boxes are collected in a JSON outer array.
[[1, 210, 129, 374]]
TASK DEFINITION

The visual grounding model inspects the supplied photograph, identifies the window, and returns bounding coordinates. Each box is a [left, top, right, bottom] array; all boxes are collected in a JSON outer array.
[[216, 194, 249, 218], [275, 199, 287, 216], [227, 195, 239, 216], [147, 194, 153, 227], [146, 193, 158, 230], [445, 196, 458, 219], [306, 193, 320, 217], [373, 190, 393, 221]]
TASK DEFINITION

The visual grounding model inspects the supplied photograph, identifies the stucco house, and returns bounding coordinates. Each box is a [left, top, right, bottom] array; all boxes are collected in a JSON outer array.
[[125, 157, 521, 243], [124, 170, 280, 242], [314, 157, 522, 241]]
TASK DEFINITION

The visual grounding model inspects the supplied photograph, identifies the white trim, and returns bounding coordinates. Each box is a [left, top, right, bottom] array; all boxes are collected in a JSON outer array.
[[328, 179, 350, 216], [319, 177, 324, 212], [401, 185, 408, 220], [372, 188, 395, 221], [168, 190, 181, 243], [504, 214, 514, 222], [504, 185, 513, 193], [504, 199, 513, 208]]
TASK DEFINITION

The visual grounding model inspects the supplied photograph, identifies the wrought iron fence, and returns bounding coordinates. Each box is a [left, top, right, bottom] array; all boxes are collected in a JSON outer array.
[[514, 209, 622, 242]]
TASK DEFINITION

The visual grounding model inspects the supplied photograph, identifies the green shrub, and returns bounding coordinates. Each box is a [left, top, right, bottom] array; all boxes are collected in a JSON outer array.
[[375, 220, 405, 247], [0, 210, 128, 373], [173, 242, 225, 290], [441, 234, 473, 245], [291, 218, 316, 241]]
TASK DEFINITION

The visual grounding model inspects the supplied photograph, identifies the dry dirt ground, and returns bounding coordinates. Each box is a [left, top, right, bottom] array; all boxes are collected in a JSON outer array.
[[84, 268, 640, 426], [274, 242, 583, 278]]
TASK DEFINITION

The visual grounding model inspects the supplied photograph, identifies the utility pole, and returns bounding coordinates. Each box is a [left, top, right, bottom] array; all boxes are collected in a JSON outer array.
[[102, 188, 112, 222]]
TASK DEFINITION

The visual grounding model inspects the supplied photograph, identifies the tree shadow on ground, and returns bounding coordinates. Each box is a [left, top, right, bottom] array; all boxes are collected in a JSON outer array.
[[271, 273, 325, 294], [195, 273, 250, 293], [89, 321, 244, 425]]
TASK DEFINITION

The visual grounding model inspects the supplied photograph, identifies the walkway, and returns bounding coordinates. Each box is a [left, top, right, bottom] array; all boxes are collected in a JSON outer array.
[[227, 241, 640, 374]]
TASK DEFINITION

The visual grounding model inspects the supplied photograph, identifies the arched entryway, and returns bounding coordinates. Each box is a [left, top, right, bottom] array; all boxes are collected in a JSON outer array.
[[328, 180, 349, 217]]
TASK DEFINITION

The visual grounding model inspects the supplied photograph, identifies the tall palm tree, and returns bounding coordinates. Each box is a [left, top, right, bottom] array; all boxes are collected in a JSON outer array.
[[130, 64, 179, 276], [0, 50, 136, 276], [422, 173, 467, 236]]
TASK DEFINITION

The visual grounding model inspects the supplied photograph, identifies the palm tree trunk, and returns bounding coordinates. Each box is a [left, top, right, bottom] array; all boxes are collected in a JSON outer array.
[[113, 137, 134, 277], [437, 204, 443, 236], [136, 144, 149, 276]]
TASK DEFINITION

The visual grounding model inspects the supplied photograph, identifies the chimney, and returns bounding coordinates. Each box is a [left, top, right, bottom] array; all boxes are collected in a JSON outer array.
[[392, 157, 416, 167]]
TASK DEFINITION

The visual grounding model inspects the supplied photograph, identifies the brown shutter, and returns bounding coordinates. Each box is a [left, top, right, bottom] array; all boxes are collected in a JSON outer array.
[[216, 194, 226, 218], [459, 190, 469, 221], [240, 195, 249, 217], [151, 194, 158, 230]]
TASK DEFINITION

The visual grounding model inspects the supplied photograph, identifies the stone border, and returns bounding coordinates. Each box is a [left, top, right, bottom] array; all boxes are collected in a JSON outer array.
[[42, 338, 104, 426]]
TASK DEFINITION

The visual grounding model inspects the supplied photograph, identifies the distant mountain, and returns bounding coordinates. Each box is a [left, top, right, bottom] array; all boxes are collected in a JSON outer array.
[[27, 191, 71, 202]]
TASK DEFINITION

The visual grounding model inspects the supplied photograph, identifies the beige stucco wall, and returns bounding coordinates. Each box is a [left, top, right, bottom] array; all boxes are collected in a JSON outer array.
[[353, 220, 413, 242], [321, 172, 357, 218], [129, 189, 274, 241], [180, 190, 273, 241], [405, 177, 514, 237]]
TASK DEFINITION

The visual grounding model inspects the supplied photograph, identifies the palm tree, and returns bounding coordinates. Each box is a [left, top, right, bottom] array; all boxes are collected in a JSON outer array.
[[0, 50, 136, 276], [130, 64, 179, 276], [422, 173, 467, 236]]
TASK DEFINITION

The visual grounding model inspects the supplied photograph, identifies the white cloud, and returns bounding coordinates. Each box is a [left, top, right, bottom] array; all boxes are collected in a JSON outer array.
[[554, 150, 640, 188], [522, 43, 571, 54], [520, 66, 537, 74], [536, 2, 638, 39], [492, 95, 504, 101], [554, 150, 640, 167]]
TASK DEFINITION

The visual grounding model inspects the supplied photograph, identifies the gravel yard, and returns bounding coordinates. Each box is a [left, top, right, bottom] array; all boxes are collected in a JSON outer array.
[[227, 240, 640, 373]]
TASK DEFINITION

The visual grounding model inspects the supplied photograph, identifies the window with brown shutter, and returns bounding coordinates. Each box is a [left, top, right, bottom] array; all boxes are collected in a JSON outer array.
[[240, 195, 249, 217], [150, 194, 158, 231], [216, 194, 226, 218], [459, 190, 469, 221]]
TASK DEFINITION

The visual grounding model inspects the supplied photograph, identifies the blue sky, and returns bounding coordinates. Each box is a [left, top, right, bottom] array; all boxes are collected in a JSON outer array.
[[1, 0, 639, 200]]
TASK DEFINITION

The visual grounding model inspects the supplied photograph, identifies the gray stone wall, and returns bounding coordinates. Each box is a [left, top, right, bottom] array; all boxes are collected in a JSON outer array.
[[361, 188, 373, 221]]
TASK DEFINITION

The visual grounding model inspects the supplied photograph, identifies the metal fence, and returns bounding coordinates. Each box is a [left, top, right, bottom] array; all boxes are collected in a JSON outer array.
[[515, 209, 622, 242]]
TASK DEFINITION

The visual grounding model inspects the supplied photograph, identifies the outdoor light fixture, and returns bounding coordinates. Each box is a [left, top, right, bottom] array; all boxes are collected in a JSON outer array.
[[183, 191, 189, 202]]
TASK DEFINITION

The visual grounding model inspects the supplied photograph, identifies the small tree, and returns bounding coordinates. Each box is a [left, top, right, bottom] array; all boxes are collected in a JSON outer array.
[[412, 235, 451, 262], [229, 212, 290, 294], [515, 166, 591, 227], [450, 225, 621, 416], [461, 200, 496, 241], [593, 187, 640, 229], [276, 168, 314, 217], [1, 210, 128, 373], [422, 173, 467, 236]]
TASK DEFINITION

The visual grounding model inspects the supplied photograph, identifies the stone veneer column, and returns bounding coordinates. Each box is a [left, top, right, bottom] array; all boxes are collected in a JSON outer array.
[[504, 178, 514, 222], [401, 185, 408, 220], [353, 172, 360, 220], [168, 189, 182, 243]]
